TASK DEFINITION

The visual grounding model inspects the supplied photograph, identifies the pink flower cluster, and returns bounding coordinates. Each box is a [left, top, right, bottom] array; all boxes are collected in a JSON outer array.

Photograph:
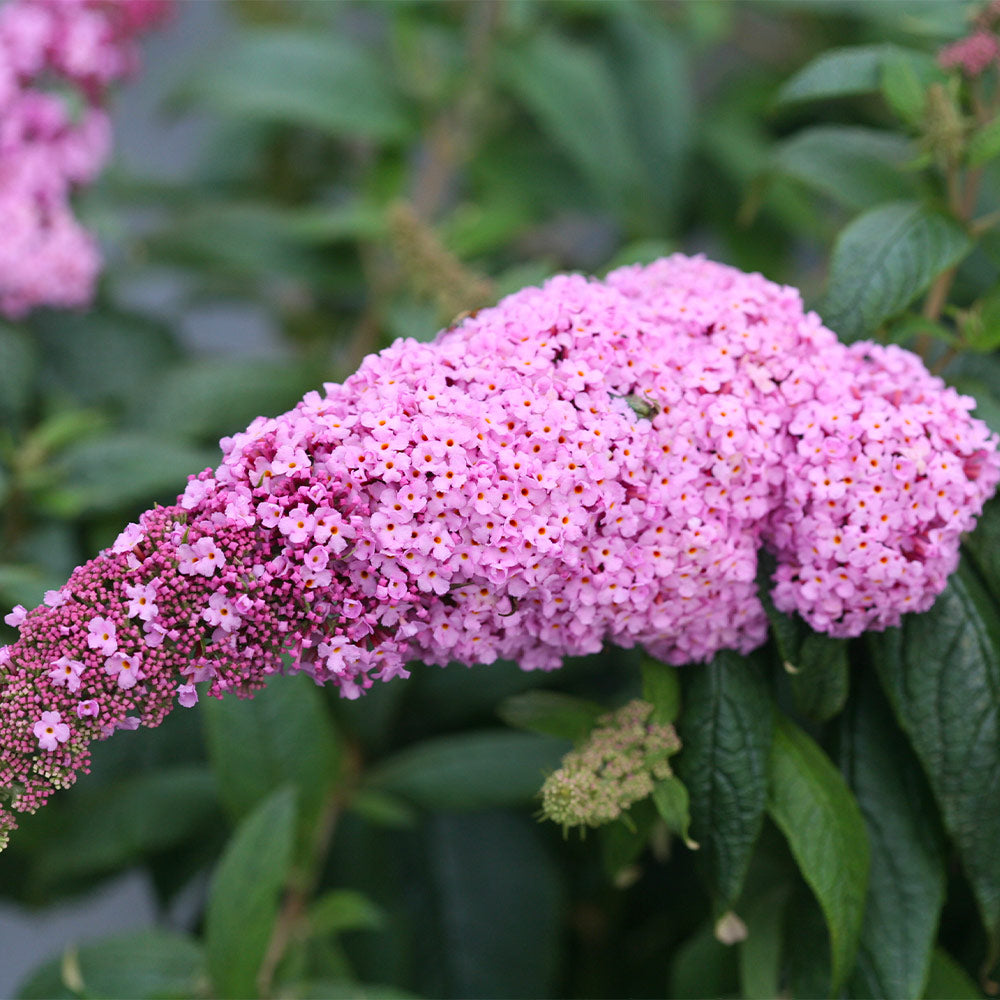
[[0, 0, 168, 317], [1, 254, 997, 849], [938, 1, 1000, 76]]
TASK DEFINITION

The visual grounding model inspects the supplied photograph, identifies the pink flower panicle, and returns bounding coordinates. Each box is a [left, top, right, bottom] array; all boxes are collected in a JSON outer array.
[[0, 0, 169, 318], [1, 254, 998, 850], [938, 29, 1000, 76]]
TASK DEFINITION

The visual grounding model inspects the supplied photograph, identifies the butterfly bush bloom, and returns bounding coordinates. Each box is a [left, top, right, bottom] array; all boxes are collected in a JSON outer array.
[[1, 254, 998, 849], [0, 0, 169, 317]]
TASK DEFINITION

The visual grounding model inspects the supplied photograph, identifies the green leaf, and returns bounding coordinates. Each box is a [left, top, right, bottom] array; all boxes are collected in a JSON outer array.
[[641, 654, 682, 723], [293, 983, 419, 1000], [777, 44, 936, 106], [669, 920, 740, 999], [205, 786, 297, 999], [768, 126, 915, 211], [45, 433, 216, 516], [178, 30, 410, 140], [201, 672, 342, 830], [922, 948, 984, 999], [767, 714, 870, 993], [652, 776, 696, 848], [950, 377, 1000, 437], [33, 766, 222, 886], [760, 587, 806, 672], [739, 885, 790, 1000], [790, 632, 850, 722], [840, 672, 946, 1000], [31, 309, 179, 408], [968, 115, 1000, 168], [821, 200, 972, 342], [365, 729, 568, 811], [16, 929, 204, 1000], [964, 496, 1000, 603], [872, 563, 1000, 952], [421, 812, 562, 997], [777, 44, 889, 104], [0, 323, 37, 422], [676, 651, 774, 911], [495, 30, 643, 206], [347, 788, 418, 829], [309, 889, 385, 937], [497, 690, 604, 742], [599, 796, 658, 879], [881, 49, 929, 125], [137, 358, 319, 445], [968, 285, 1000, 353], [610, 11, 694, 220]]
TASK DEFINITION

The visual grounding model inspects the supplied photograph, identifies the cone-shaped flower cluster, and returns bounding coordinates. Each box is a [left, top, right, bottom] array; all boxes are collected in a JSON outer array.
[[0, 0, 169, 317], [540, 699, 680, 831], [1, 254, 998, 849]]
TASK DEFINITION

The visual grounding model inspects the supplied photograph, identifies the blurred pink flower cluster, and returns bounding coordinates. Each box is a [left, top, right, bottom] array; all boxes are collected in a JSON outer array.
[[1, 254, 997, 849], [0, 0, 168, 318], [938, 1, 1000, 76]]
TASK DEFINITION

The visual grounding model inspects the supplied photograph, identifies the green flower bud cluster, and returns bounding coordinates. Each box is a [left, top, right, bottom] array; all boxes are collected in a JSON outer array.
[[540, 699, 680, 831]]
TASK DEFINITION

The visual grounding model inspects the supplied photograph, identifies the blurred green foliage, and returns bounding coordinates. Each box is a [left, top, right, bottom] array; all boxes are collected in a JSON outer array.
[[3, 1, 1000, 997]]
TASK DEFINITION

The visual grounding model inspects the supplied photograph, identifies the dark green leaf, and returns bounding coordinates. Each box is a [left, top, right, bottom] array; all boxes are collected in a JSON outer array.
[[610, 12, 694, 220], [964, 497, 1000, 603], [641, 654, 682, 723], [309, 889, 385, 937], [777, 44, 889, 104], [768, 127, 915, 211], [179, 30, 410, 140], [0, 323, 37, 422], [968, 115, 1000, 168], [365, 729, 568, 811], [777, 44, 936, 106], [31, 309, 179, 408], [739, 885, 790, 1000], [599, 796, 657, 879], [821, 201, 972, 342], [767, 714, 870, 992], [16, 929, 203, 1000], [34, 767, 221, 885], [146, 204, 364, 284], [950, 378, 1000, 437], [347, 788, 418, 829], [669, 920, 740, 1000], [652, 776, 695, 848], [497, 690, 604, 742], [784, 882, 834, 998], [790, 632, 850, 722], [760, 590, 806, 672], [840, 672, 946, 999], [45, 433, 215, 516], [202, 672, 342, 829], [676, 651, 773, 911], [423, 812, 562, 998], [922, 948, 984, 999], [881, 49, 928, 125], [205, 786, 297, 999], [496, 30, 643, 206], [293, 983, 419, 1000], [873, 563, 1000, 950], [137, 358, 319, 444]]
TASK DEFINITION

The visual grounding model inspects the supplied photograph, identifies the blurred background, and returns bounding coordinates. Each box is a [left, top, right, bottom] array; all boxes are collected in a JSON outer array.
[[0, 2, 989, 997]]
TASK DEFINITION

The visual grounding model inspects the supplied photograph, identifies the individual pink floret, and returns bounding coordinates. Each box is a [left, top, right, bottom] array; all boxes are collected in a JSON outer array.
[[33, 711, 69, 751]]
